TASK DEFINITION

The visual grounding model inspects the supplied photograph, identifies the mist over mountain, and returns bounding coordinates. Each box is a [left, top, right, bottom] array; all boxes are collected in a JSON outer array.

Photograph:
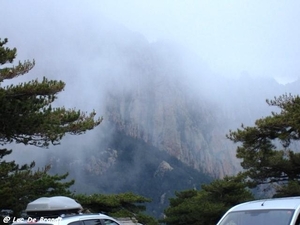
[[2, 3, 300, 218]]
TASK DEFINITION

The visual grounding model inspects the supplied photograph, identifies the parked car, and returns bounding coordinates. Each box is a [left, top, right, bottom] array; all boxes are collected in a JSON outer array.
[[12, 213, 122, 225], [216, 196, 300, 225], [10, 196, 122, 225]]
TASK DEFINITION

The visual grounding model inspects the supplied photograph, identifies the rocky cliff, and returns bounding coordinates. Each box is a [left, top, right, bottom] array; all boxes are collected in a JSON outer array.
[[103, 41, 241, 178]]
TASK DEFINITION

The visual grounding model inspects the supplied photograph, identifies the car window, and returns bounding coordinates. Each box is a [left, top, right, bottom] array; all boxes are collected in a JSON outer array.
[[219, 210, 294, 225], [295, 214, 300, 225], [103, 219, 119, 225], [69, 221, 84, 225], [83, 219, 102, 225]]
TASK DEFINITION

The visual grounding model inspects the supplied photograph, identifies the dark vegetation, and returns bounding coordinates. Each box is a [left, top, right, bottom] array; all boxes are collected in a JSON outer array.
[[99, 130, 213, 217], [49, 128, 213, 218]]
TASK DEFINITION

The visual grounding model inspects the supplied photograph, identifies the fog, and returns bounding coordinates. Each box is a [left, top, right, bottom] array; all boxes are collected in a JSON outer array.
[[1, 1, 300, 181], [1, 1, 300, 84], [97, 0, 300, 83]]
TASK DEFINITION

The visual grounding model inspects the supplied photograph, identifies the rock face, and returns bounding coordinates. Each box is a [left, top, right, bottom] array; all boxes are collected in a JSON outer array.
[[154, 161, 174, 177], [104, 42, 242, 178], [107, 104, 236, 178], [105, 90, 238, 178]]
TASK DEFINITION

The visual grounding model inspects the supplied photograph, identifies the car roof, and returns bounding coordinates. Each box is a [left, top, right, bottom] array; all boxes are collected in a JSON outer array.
[[60, 213, 118, 221], [229, 196, 300, 211]]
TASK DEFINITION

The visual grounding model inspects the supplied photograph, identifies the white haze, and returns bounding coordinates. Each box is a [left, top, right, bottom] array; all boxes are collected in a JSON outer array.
[[97, 0, 300, 84], [1, 1, 300, 84], [0, 1, 299, 174]]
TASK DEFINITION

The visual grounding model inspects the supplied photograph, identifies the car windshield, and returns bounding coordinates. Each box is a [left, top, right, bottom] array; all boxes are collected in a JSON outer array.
[[218, 209, 294, 225]]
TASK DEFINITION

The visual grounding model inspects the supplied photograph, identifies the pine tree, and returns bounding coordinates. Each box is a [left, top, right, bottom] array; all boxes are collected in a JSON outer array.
[[0, 38, 103, 148], [163, 175, 253, 225], [0, 149, 74, 217], [227, 93, 300, 191], [0, 38, 102, 218]]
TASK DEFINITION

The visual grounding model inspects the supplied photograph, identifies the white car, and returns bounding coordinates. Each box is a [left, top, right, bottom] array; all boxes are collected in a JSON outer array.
[[12, 213, 122, 225], [216, 196, 300, 225], [11, 196, 122, 225]]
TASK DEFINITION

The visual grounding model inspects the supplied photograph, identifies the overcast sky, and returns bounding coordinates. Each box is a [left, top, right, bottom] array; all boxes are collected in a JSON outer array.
[[1, 1, 300, 84], [96, 0, 300, 84]]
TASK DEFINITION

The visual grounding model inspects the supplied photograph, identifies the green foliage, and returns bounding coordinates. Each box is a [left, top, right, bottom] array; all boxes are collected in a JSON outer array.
[[134, 213, 159, 225], [0, 38, 16, 65], [163, 175, 254, 225], [227, 94, 300, 189], [201, 174, 254, 206], [163, 189, 203, 225], [0, 38, 103, 147], [74, 192, 150, 214], [74, 193, 158, 225], [0, 149, 74, 216], [274, 180, 300, 198]]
